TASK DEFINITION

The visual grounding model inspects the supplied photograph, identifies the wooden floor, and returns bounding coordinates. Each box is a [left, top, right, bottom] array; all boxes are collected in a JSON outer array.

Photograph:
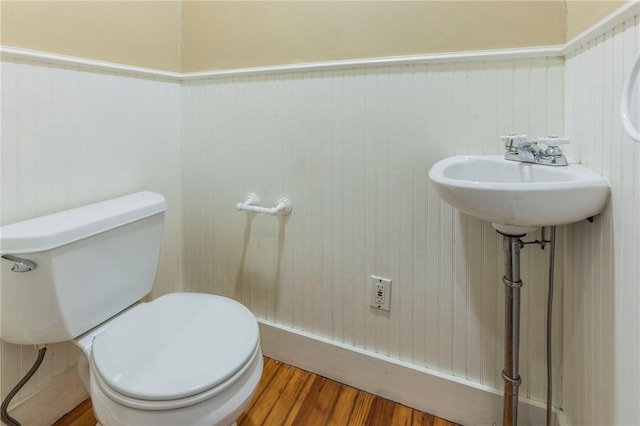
[[54, 357, 460, 426]]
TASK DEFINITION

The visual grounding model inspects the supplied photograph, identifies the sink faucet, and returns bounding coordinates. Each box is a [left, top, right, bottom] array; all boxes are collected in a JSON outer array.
[[501, 134, 569, 166]]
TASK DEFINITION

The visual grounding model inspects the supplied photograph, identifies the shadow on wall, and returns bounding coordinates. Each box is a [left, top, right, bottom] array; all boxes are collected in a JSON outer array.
[[234, 213, 290, 316], [563, 201, 615, 422]]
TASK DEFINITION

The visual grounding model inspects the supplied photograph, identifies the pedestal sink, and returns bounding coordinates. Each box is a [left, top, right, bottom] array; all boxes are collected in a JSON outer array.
[[428, 154, 609, 426], [428, 155, 609, 235]]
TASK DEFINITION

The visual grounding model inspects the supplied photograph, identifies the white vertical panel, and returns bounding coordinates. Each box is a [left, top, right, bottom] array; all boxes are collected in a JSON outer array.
[[451, 64, 469, 379], [0, 60, 183, 407], [411, 64, 427, 367], [463, 60, 484, 386], [400, 65, 418, 363], [181, 56, 564, 404], [423, 64, 440, 370], [436, 64, 456, 376], [563, 13, 640, 426], [0, 46, 579, 416]]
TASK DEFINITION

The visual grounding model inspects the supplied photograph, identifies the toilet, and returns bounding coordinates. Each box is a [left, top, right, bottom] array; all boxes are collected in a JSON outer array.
[[0, 192, 262, 426]]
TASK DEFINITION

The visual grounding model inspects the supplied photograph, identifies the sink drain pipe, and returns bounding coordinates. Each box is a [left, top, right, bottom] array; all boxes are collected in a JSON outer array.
[[500, 227, 557, 426], [501, 234, 524, 426]]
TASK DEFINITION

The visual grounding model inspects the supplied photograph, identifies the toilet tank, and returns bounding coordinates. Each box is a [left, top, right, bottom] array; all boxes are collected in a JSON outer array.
[[0, 192, 167, 345]]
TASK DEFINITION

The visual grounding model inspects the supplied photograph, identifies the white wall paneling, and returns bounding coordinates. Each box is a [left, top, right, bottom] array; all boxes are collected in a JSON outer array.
[[181, 57, 565, 418], [563, 12, 640, 426], [5, 6, 638, 420], [0, 58, 183, 421]]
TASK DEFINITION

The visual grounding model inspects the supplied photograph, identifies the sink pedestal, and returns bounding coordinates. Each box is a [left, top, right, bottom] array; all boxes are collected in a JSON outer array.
[[501, 233, 525, 426]]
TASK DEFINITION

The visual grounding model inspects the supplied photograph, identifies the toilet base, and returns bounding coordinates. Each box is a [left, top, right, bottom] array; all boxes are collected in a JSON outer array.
[[84, 348, 262, 426]]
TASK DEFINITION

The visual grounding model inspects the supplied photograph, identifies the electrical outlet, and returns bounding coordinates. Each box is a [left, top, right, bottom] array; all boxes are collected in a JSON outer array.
[[370, 275, 391, 311]]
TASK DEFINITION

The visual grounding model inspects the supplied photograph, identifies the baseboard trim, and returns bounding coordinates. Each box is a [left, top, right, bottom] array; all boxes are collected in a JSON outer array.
[[7, 366, 88, 426], [259, 319, 553, 426]]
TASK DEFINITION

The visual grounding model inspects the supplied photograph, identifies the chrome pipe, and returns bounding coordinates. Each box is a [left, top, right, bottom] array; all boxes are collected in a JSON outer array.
[[546, 226, 557, 426], [502, 235, 523, 426]]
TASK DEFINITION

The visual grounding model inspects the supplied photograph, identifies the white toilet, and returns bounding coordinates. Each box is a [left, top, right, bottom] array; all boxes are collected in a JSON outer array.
[[0, 192, 263, 426]]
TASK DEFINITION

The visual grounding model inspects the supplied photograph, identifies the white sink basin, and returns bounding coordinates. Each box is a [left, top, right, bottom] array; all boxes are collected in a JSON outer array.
[[428, 155, 610, 235]]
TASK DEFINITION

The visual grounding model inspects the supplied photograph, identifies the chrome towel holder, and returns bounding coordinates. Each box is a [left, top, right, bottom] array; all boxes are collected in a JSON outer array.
[[236, 194, 292, 216]]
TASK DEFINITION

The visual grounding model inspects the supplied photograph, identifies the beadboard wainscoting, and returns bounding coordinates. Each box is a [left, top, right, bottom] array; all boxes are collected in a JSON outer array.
[[562, 13, 640, 426], [0, 59, 183, 422], [181, 57, 565, 423], [2, 3, 637, 421]]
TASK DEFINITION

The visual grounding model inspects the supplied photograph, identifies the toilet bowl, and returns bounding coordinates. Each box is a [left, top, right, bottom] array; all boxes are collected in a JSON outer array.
[[0, 192, 263, 426], [74, 293, 263, 426]]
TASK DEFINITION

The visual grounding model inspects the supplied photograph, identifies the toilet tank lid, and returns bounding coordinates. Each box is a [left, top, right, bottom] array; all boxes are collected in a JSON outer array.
[[0, 192, 167, 255]]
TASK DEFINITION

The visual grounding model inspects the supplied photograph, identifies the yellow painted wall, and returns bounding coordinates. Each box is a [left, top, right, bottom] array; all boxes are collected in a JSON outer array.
[[0, 1, 182, 72], [565, 0, 628, 40], [181, 1, 565, 72], [0, 0, 630, 73]]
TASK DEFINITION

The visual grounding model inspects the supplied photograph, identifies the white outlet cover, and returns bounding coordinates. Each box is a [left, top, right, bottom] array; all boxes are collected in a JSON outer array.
[[370, 275, 391, 311]]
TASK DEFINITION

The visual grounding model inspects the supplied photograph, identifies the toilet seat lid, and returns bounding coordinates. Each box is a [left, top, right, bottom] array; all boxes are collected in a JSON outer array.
[[91, 293, 260, 401]]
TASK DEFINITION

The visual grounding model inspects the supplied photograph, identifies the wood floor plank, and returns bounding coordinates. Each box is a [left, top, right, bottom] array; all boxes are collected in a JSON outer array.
[[366, 396, 397, 426], [262, 365, 313, 425], [238, 362, 296, 426], [346, 390, 376, 425], [235, 357, 281, 425], [326, 385, 359, 425], [413, 410, 436, 426], [72, 409, 98, 426], [391, 403, 414, 425], [280, 369, 317, 426], [52, 356, 460, 426], [292, 376, 342, 425], [287, 375, 326, 424], [307, 377, 342, 425], [51, 398, 93, 426]]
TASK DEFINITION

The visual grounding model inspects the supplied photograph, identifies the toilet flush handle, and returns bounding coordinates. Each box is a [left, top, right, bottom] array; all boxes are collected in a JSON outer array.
[[1, 254, 37, 272]]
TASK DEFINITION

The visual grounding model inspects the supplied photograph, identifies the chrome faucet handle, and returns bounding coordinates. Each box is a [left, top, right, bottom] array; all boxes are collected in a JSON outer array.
[[500, 134, 528, 150], [538, 136, 570, 156]]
